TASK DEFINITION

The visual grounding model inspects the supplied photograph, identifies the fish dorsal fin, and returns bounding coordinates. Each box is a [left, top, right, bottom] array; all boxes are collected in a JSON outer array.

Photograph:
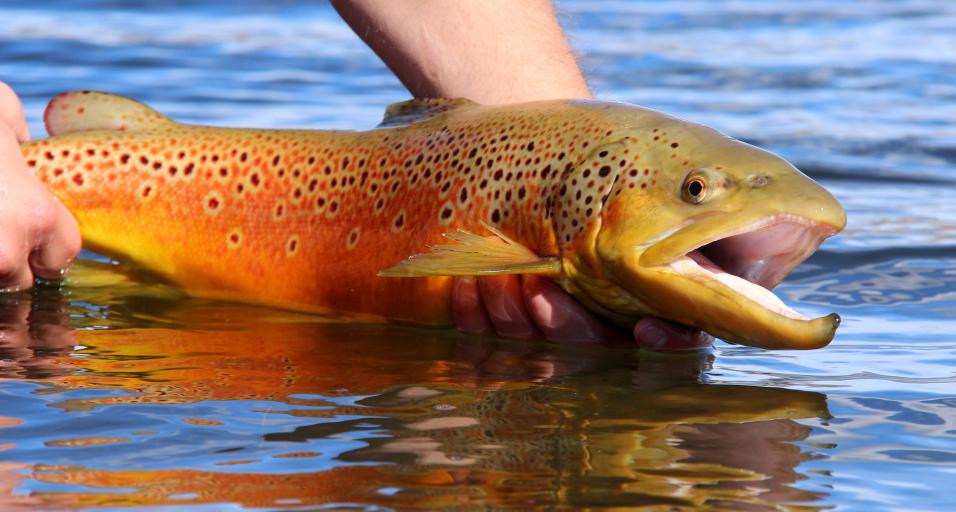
[[44, 91, 176, 136], [378, 223, 561, 277], [378, 98, 478, 128]]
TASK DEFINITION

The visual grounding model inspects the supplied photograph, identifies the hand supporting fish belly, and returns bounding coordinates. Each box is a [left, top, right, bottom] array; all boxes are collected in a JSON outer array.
[[23, 92, 846, 349]]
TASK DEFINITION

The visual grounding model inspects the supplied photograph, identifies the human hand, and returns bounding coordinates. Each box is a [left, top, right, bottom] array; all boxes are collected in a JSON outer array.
[[0, 82, 81, 290], [453, 275, 714, 350]]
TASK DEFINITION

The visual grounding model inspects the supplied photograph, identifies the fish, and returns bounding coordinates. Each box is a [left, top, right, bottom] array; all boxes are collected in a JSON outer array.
[[22, 91, 846, 349]]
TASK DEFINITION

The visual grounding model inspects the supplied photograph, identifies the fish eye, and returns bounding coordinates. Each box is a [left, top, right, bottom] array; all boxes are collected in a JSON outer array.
[[682, 175, 708, 204]]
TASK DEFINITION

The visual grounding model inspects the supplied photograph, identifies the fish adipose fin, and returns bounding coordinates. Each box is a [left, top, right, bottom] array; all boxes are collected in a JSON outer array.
[[379, 223, 561, 277], [44, 90, 176, 136], [378, 98, 478, 128]]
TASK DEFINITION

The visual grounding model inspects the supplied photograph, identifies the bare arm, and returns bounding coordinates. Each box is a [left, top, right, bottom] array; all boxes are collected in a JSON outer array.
[[331, 0, 590, 103]]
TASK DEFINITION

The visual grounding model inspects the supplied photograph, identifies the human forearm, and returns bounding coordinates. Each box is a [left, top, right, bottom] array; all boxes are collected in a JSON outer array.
[[331, 0, 591, 104]]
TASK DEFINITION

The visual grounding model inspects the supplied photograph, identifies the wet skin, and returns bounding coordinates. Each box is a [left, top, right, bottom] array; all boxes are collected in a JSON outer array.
[[453, 274, 713, 350]]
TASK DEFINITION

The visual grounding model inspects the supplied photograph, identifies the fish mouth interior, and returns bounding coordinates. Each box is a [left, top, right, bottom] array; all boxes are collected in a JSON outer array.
[[668, 216, 836, 322]]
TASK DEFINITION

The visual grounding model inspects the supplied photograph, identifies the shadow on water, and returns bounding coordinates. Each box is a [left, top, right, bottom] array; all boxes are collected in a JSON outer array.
[[0, 261, 837, 510]]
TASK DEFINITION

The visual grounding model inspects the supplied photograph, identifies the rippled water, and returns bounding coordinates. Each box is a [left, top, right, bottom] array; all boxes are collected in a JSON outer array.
[[0, 1, 954, 510]]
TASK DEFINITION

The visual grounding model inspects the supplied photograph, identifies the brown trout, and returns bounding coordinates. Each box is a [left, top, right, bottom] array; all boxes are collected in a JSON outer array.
[[22, 91, 846, 349]]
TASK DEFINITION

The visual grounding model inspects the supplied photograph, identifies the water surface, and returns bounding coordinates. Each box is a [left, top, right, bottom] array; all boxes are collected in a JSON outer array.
[[0, 1, 954, 510]]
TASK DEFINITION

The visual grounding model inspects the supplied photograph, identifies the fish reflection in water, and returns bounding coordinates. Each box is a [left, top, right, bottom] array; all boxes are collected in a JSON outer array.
[[0, 265, 832, 510]]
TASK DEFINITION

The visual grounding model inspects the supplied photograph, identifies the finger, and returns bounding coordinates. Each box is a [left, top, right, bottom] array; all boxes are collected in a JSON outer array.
[[452, 276, 494, 335], [0, 262, 33, 293], [521, 275, 628, 343], [633, 317, 714, 352], [28, 203, 81, 281], [477, 275, 541, 340], [0, 82, 30, 143], [0, 232, 34, 293]]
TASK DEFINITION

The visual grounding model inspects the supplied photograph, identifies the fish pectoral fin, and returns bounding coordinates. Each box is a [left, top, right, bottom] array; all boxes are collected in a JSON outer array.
[[378, 98, 479, 128], [378, 224, 561, 277], [44, 91, 176, 136]]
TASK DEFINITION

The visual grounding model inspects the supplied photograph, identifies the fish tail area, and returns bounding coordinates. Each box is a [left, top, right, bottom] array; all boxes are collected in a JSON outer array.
[[44, 91, 176, 136]]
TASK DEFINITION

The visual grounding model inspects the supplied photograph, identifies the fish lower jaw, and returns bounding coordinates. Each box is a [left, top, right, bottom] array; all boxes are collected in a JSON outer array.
[[656, 252, 841, 349], [673, 253, 809, 321]]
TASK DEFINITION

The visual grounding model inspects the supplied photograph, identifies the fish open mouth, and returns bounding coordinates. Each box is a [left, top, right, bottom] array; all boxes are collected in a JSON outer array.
[[680, 215, 835, 318], [637, 214, 841, 349]]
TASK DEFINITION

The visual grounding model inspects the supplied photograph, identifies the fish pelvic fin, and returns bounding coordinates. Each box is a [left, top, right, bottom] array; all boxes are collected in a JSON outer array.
[[379, 223, 561, 277], [44, 90, 176, 136]]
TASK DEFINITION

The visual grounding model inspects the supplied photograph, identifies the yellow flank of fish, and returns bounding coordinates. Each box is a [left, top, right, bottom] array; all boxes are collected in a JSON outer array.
[[23, 91, 846, 349]]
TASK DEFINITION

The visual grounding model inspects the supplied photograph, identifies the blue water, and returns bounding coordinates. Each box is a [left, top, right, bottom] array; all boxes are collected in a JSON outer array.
[[0, 1, 954, 510]]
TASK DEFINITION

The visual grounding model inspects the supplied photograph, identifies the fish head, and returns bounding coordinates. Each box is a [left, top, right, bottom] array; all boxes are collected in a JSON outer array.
[[555, 103, 846, 349]]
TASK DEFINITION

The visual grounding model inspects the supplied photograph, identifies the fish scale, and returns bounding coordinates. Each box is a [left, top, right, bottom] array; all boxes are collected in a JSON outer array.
[[23, 91, 847, 349], [24, 92, 635, 323]]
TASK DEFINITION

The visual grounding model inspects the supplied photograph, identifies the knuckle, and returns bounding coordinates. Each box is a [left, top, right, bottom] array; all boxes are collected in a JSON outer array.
[[64, 231, 82, 260], [29, 200, 58, 235]]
